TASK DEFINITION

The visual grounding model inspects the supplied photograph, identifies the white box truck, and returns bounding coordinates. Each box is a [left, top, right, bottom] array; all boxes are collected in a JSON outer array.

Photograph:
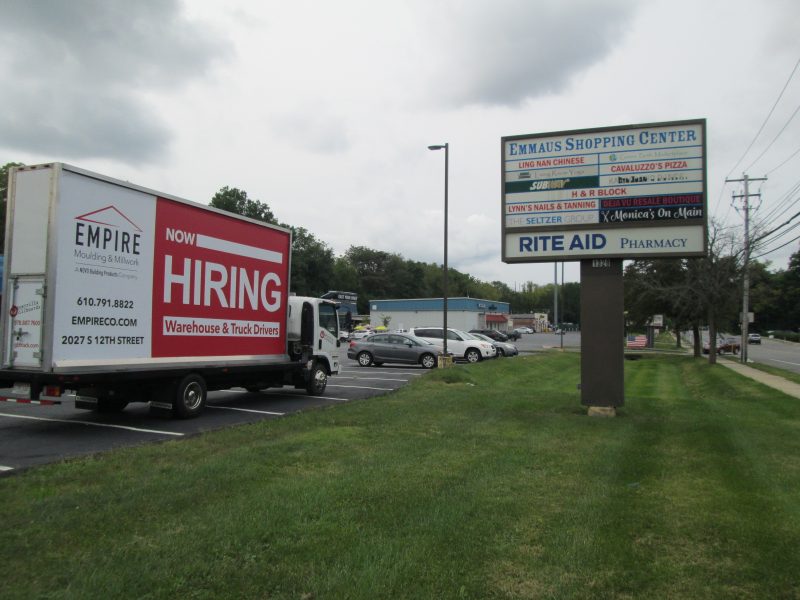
[[0, 163, 341, 418]]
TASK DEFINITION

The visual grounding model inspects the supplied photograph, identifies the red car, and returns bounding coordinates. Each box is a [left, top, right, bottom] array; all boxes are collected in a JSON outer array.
[[703, 337, 741, 354]]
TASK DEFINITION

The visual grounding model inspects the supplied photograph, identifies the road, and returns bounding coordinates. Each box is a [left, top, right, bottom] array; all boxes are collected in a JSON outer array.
[[694, 332, 800, 375], [0, 359, 428, 476], [742, 337, 800, 375]]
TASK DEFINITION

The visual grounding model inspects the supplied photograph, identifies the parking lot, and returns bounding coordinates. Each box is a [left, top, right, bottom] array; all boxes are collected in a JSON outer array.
[[0, 358, 429, 475], [22, 329, 785, 477]]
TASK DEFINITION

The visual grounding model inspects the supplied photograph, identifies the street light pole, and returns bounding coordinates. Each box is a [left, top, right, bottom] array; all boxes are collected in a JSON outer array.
[[428, 143, 449, 361]]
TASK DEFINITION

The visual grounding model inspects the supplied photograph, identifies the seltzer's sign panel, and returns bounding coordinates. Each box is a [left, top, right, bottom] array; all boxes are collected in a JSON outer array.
[[501, 119, 707, 262]]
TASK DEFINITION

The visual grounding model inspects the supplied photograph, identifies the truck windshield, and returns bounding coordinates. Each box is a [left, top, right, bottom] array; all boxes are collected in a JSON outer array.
[[319, 303, 338, 337]]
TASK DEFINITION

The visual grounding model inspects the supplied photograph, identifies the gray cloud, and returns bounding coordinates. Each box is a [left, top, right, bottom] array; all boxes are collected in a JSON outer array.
[[270, 112, 352, 155], [0, 0, 230, 163], [430, 0, 638, 107]]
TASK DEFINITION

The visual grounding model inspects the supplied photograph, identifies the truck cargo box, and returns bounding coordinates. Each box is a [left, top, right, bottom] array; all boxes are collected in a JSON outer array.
[[2, 163, 293, 373]]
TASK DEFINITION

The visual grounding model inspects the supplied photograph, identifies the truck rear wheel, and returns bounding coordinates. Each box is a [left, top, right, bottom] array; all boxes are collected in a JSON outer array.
[[306, 363, 328, 395], [173, 374, 207, 419]]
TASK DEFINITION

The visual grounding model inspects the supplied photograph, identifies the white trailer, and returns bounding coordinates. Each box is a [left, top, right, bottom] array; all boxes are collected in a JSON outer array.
[[0, 163, 340, 418]]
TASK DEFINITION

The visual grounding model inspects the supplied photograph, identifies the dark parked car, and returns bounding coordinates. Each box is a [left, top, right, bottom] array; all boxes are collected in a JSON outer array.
[[470, 332, 519, 357], [347, 333, 441, 368], [469, 329, 509, 342]]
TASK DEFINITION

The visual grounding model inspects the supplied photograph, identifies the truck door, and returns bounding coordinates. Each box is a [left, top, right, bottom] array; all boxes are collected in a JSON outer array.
[[5, 276, 46, 368], [317, 301, 341, 368]]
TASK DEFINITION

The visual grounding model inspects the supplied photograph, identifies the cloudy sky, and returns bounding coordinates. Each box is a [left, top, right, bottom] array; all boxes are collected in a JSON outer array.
[[1, 0, 799, 287]]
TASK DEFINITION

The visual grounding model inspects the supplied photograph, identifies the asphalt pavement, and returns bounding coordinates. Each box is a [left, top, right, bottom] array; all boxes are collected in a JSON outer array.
[[0, 359, 428, 476]]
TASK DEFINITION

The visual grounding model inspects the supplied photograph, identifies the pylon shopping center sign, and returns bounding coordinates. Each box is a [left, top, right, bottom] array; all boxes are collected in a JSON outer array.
[[502, 119, 707, 262]]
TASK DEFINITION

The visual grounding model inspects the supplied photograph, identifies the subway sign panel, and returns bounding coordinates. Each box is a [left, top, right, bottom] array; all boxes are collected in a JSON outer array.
[[501, 119, 707, 262]]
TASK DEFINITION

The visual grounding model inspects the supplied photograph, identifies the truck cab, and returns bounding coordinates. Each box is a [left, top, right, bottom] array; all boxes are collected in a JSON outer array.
[[286, 296, 341, 394]]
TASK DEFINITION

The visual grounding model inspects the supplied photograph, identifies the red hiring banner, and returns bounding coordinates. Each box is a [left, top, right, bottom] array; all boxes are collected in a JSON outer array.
[[151, 199, 291, 358]]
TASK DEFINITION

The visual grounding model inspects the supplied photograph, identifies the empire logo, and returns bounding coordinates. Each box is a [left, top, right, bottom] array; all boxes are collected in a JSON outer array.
[[74, 206, 142, 255]]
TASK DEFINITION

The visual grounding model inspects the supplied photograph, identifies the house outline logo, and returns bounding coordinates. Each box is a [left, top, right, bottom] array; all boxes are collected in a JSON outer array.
[[75, 205, 143, 232]]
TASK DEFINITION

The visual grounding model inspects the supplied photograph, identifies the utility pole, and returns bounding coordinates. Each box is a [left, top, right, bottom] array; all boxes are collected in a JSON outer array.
[[726, 173, 766, 364]]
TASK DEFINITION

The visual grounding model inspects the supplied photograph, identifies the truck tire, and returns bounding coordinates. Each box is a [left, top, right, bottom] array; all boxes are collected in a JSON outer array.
[[173, 374, 207, 419], [420, 353, 436, 369], [306, 363, 328, 395], [465, 348, 481, 363], [357, 351, 373, 367]]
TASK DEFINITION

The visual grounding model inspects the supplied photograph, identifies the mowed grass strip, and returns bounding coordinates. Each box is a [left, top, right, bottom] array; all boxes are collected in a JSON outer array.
[[745, 360, 800, 386], [2, 353, 800, 599]]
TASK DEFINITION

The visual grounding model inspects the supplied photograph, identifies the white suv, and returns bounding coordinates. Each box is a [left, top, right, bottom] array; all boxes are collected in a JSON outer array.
[[408, 327, 496, 362]]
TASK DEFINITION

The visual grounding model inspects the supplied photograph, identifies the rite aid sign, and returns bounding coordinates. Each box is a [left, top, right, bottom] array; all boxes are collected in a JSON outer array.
[[501, 119, 708, 262]]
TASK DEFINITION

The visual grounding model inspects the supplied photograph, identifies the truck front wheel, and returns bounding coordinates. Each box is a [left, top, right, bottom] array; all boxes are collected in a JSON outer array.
[[174, 374, 207, 419], [306, 363, 328, 395]]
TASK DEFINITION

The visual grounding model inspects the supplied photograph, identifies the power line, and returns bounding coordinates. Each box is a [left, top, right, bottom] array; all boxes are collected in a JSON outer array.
[[744, 101, 800, 172], [754, 178, 800, 228], [765, 144, 800, 175], [754, 223, 800, 255], [751, 208, 800, 245], [751, 233, 800, 260], [725, 56, 800, 178]]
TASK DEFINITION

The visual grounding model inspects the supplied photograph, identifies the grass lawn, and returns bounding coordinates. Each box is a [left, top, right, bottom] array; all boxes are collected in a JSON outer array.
[[2, 353, 800, 599]]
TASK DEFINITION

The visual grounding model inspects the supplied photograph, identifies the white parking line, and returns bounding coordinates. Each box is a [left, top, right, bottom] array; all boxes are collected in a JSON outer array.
[[0, 466, 13, 472], [0, 412, 184, 436], [327, 384, 394, 391], [336, 376, 411, 382], [340, 369, 423, 376], [264, 393, 350, 403], [207, 406, 285, 416]]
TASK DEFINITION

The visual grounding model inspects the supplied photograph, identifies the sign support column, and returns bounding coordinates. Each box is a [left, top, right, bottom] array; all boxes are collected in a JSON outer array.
[[580, 259, 624, 412]]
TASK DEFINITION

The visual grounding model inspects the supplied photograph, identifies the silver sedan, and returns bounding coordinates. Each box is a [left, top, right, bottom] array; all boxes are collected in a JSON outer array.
[[347, 333, 441, 368]]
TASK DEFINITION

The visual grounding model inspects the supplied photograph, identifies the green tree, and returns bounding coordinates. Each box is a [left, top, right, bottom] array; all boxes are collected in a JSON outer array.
[[288, 226, 334, 297], [332, 257, 360, 295], [209, 186, 336, 297], [1, 162, 24, 249], [687, 223, 742, 363], [748, 259, 782, 332], [775, 248, 800, 330], [210, 186, 276, 224]]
